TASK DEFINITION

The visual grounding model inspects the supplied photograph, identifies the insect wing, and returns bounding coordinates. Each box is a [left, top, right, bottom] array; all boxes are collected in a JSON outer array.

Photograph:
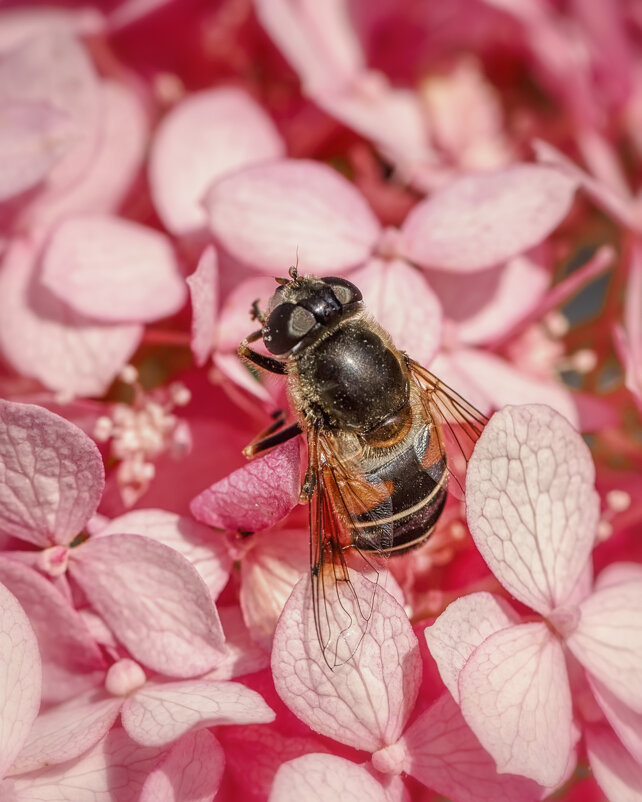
[[307, 427, 390, 668], [407, 358, 488, 499]]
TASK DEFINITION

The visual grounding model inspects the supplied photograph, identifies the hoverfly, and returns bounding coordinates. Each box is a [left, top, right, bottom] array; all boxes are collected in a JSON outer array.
[[239, 265, 487, 666]]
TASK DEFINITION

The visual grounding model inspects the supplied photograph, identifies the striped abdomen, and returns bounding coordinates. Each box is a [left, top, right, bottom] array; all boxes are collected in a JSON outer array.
[[348, 417, 448, 554]]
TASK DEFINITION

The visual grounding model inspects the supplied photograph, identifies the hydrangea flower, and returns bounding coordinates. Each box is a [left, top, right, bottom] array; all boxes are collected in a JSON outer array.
[[426, 404, 642, 793], [0, 2, 640, 800], [0, 399, 226, 677]]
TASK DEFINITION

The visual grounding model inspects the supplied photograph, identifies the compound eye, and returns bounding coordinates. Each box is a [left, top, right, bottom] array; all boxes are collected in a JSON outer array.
[[263, 303, 316, 354], [322, 277, 363, 306]]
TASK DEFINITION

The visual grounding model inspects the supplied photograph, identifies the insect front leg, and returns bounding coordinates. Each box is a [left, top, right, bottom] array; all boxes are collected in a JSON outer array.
[[238, 329, 288, 375]]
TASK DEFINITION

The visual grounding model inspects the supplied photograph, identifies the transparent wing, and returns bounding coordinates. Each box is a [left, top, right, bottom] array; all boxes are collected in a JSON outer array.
[[307, 427, 388, 669], [407, 357, 488, 499]]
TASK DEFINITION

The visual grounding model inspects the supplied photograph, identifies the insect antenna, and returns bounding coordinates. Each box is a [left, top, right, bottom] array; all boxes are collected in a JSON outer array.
[[289, 247, 300, 280]]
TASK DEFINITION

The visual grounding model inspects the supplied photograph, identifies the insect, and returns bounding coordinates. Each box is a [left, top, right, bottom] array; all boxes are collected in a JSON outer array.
[[239, 265, 487, 666]]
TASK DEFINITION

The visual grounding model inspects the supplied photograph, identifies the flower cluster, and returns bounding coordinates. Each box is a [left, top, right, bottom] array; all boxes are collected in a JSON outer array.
[[0, 1, 640, 800]]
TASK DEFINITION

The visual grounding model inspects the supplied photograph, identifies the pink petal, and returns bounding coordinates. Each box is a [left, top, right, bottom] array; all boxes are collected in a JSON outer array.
[[271, 572, 421, 752], [0, 400, 104, 547], [138, 729, 224, 802], [349, 259, 442, 365], [427, 254, 550, 345], [401, 165, 577, 271], [122, 679, 274, 747], [255, 0, 431, 174], [586, 725, 642, 802], [108, 0, 175, 31], [218, 723, 329, 801], [213, 351, 274, 402], [403, 692, 541, 802], [0, 238, 143, 397], [27, 79, 148, 232], [69, 533, 226, 677], [203, 605, 269, 681], [187, 246, 218, 367], [214, 275, 277, 354], [589, 676, 642, 765], [11, 728, 165, 802], [566, 579, 642, 712], [465, 404, 599, 615], [240, 528, 309, 648], [535, 139, 641, 232], [204, 159, 380, 275], [213, 273, 280, 400], [595, 562, 642, 590], [438, 348, 579, 426], [8, 692, 122, 775], [0, 31, 100, 194], [190, 438, 301, 533], [0, 558, 105, 705], [0, 581, 41, 777], [41, 215, 185, 324], [425, 592, 517, 702], [254, 0, 363, 93], [269, 754, 388, 802], [0, 101, 69, 201], [98, 508, 231, 600], [149, 88, 285, 236], [0, 8, 103, 52], [459, 622, 573, 786], [320, 86, 432, 182]]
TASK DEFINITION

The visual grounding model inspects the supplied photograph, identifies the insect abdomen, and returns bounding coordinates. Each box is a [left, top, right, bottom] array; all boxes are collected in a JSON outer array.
[[351, 426, 448, 554]]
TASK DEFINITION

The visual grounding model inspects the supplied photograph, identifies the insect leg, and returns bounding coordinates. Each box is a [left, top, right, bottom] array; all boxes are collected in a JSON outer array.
[[243, 422, 302, 457], [239, 330, 288, 375], [250, 299, 267, 324]]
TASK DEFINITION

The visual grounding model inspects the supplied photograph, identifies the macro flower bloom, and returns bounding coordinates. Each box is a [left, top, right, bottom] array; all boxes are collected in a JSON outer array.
[[427, 404, 642, 794], [0, 399, 227, 677], [0, 1, 640, 800], [269, 571, 541, 802]]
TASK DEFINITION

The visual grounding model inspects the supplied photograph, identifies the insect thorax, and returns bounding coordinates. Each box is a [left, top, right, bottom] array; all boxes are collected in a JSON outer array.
[[290, 316, 409, 433]]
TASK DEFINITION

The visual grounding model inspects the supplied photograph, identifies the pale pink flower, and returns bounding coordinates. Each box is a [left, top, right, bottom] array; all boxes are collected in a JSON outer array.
[[0, 399, 226, 678], [5, 653, 274, 789], [0, 558, 105, 705], [0, 214, 185, 397], [253, 0, 514, 190], [426, 404, 642, 792], [0, 28, 100, 206], [0, 21, 186, 398], [269, 570, 541, 802]]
